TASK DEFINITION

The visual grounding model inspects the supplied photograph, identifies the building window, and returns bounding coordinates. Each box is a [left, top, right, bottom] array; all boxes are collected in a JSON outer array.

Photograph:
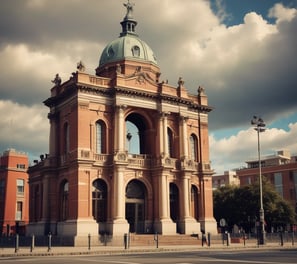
[[0, 179, 5, 197], [274, 172, 283, 197], [131, 45, 140, 57], [16, 201, 23, 220], [92, 179, 107, 222], [63, 123, 70, 154], [189, 134, 198, 161], [60, 181, 69, 221], [247, 177, 252, 185], [167, 127, 174, 157], [17, 179, 25, 195], [293, 170, 297, 200], [17, 164, 26, 169], [96, 120, 106, 154]]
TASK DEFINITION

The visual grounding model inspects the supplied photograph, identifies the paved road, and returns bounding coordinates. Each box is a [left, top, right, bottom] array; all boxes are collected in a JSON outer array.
[[1, 249, 296, 264]]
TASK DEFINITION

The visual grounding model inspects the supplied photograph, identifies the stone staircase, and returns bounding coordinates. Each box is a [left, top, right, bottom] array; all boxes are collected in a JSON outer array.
[[128, 234, 202, 247]]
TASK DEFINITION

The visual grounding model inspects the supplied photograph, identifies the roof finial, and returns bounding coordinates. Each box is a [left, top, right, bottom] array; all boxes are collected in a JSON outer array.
[[123, 0, 134, 19]]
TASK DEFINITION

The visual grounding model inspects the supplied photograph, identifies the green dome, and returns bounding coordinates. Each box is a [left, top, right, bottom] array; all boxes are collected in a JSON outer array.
[[99, 35, 158, 67], [98, 2, 157, 68]]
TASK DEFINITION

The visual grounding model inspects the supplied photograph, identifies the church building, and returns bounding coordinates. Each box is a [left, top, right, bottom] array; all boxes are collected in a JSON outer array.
[[28, 2, 217, 245]]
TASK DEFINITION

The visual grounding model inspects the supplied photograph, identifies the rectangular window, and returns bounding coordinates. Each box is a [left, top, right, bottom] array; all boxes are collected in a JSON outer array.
[[247, 177, 251, 185], [16, 201, 23, 220], [17, 179, 25, 194], [0, 179, 5, 197], [17, 164, 26, 169], [274, 172, 283, 197], [293, 170, 297, 200]]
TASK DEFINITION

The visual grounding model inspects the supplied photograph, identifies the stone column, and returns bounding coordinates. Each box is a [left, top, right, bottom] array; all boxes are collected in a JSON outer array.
[[41, 175, 49, 221], [48, 115, 57, 157], [114, 167, 125, 221], [180, 116, 189, 158], [182, 176, 190, 218], [114, 105, 126, 152], [159, 174, 168, 219], [159, 113, 164, 155], [162, 113, 168, 156]]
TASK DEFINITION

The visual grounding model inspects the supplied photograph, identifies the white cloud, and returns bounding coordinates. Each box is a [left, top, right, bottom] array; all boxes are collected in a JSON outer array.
[[0, 100, 49, 159], [0, 1, 296, 172], [210, 122, 297, 174], [268, 3, 297, 23]]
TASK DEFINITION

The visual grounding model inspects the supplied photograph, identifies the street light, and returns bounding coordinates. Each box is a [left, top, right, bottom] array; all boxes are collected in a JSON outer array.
[[251, 115, 266, 245]]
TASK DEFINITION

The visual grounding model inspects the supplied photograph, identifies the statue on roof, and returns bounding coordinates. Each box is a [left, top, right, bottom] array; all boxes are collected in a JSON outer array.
[[77, 60, 85, 72], [123, 0, 134, 19], [51, 73, 61, 86]]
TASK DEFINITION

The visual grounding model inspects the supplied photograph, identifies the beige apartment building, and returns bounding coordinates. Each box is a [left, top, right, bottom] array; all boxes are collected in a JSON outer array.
[[237, 150, 297, 209], [28, 2, 216, 245], [213, 150, 297, 212]]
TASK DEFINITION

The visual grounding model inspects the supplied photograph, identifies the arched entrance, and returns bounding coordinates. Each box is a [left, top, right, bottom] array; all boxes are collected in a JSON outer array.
[[125, 113, 151, 155], [191, 185, 199, 220], [170, 183, 179, 222], [125, 180, 146, 233], [92, 179, 107, 223]]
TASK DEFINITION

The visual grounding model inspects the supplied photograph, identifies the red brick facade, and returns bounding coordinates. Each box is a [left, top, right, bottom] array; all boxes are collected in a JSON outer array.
[[0, 149, 29, 235]]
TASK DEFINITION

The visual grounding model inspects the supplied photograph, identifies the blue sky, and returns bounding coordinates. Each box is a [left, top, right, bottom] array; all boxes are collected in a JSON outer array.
[[0, 0, 296, 174], [211, 0, 296, 25]]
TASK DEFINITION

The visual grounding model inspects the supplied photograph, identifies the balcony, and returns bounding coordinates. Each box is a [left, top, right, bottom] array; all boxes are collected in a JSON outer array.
[[60, 149, 209, 172]]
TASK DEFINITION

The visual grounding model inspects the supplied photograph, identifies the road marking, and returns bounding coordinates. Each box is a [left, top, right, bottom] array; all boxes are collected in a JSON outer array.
[[75, 258, 140, 264], [198, 257, 296, 264]]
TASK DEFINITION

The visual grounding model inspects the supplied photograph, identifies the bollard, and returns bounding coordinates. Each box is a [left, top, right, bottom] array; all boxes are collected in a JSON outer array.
[[154, 232, 159, 248], [104, 233, 107, 246], [88, 233, 91, 250], [48, 233, 52, 252], [280, 232, 284, 246], [15, 234, 19, 253], [207, 232, 211, 247], [243, 231, 246, 246], [30, 234, 35, 252], [226, 232, 230, 246], [124, 233, 128, 249]]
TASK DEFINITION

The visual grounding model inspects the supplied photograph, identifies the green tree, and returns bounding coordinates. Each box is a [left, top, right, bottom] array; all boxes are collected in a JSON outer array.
[[213, 178, 296, 232]]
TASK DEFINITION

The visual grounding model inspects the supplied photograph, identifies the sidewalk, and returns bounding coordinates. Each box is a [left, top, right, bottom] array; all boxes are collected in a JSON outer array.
[[1, 242, 296, 257]]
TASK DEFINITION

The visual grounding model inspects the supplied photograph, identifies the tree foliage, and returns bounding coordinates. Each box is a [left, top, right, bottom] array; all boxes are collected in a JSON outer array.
[[213, 177, 296, 232]]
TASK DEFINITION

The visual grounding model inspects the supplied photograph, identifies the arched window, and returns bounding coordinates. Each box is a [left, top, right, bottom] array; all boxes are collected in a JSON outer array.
[[63, 123, 69, 154], [190, 134, 198, 161], [191, 185, 199, 220], [96, 120, 106, 154], [32, 185, 41, 222], [167, 128, 174, 157], [125, 113, 148, 155], [132, 45, 140, 57], [126, 121, 140, 154], [60, 181, 69, 221], [92, 180, 107, 222]]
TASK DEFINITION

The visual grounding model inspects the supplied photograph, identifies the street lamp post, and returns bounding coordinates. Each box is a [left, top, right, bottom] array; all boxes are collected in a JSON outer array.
[[251, 115, 266, 245]]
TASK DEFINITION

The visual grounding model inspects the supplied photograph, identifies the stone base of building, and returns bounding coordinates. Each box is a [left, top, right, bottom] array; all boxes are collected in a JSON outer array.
[[57, 218, 98, 236], [178, 217, 201, 235], [154, 218, 176, 235], [106, 219, 130, 236], [26, 221, 48, 236], [200, 217, 218, 235]]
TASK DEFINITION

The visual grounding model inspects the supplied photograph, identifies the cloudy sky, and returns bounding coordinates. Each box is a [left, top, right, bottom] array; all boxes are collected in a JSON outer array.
[[0, 0, 297, 174]]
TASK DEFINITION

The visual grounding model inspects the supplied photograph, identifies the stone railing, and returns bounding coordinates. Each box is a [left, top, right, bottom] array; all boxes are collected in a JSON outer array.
[[127, 154, 153, 168]]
